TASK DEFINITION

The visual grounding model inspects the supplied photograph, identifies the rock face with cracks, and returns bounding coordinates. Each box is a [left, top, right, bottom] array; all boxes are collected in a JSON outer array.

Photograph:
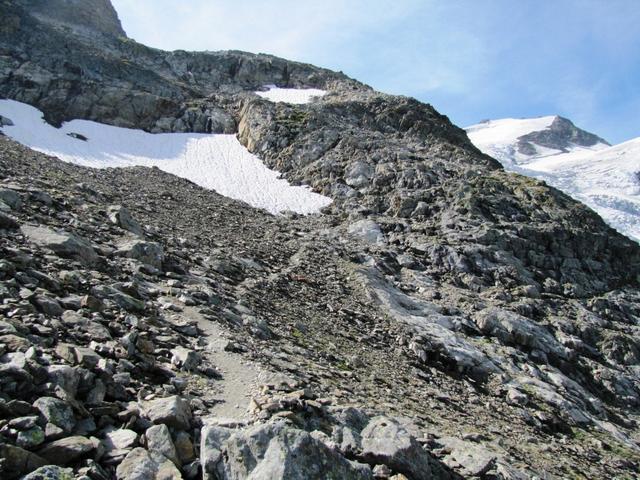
[[0, 1, 640, 479]]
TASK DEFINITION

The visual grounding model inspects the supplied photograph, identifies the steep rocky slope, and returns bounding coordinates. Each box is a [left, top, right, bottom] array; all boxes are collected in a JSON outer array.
[[1, 1, 640, 479]]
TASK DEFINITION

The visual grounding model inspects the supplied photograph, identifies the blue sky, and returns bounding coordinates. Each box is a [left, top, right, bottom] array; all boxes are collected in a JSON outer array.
[[111, 0, 640, 144]]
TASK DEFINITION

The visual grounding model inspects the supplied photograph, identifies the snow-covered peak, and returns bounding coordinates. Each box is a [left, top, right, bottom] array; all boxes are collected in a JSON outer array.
[[466, 115, 609, 165], [0, 100, 332, 215], [466, 113, 640, 242], [255, 85, 326, 104]]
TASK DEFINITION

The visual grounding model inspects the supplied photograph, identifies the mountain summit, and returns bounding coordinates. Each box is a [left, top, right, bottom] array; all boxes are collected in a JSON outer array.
[[1, 1, 640, 479], [466, 115, 610, 165]]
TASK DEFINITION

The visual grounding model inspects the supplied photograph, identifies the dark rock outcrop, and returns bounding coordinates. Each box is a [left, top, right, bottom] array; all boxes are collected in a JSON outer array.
[[517, 115, 610, 155]]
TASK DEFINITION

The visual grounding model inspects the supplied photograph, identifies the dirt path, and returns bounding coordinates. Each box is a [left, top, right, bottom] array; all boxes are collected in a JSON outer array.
[[181, 306, 277, 421]]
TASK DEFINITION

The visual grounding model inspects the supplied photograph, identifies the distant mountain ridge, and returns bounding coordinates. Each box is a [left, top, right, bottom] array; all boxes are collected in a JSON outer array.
[[466, 116, 640, 241], [517, 115, 609, 156], [466, 115, 610, 165]]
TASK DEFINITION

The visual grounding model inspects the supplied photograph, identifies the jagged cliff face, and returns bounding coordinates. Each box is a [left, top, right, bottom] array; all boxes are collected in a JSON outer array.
[[21, 0, 126, 38], [1, 1, 640, 479], [0, 0, 358, 131]]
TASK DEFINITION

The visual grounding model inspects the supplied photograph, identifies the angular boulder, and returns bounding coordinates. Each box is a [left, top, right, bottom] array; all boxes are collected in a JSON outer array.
[[145, 424, 180, 466], [0, 444, 48, 480], [115, 240, 164, 269], [37, 436, 99, 465], [115, 448, 182, 480], [360, 417, 450, 480], [203, 421, 373, 480], [143, 396, 192, 430], [33, 397, 75, 433], [21, 225, 99, 265], [108, 205, 143, 236]]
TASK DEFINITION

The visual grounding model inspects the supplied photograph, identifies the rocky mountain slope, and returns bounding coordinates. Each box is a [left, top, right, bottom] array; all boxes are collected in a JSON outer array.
[[1, 1, 640, 479], [466, 117, 640, 242]]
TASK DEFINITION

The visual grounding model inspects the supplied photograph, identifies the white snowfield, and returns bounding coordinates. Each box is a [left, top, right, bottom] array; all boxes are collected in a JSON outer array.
[[466, 117, 640, 242], [255, 85, 326, 104], [0, 100, 332, 215]]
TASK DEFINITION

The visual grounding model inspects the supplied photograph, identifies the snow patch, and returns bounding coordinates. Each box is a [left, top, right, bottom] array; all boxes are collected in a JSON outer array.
[[0, 99, 332, 215], [255, 85, 326, 104]]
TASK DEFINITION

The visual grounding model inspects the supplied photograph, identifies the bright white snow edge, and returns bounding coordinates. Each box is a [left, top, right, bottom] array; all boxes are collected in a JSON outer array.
[[255, 85, 326, 104], [465, 117, 640, 242], [0, 99, 332, 215]]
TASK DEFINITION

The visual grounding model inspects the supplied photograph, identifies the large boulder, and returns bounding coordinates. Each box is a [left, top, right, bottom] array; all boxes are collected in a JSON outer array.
[[200, 424, 233, 479], [0, 444, 48, 480], [145, 424, 179, 466], [115, 240, 164, 269], [0, 188, 22, 209], [360, 417, 451, 480], [115, 448, 182, 480], [102, 428, 139, 452], [202, 421, 373, 480], [143, 396, 192, 430], [348, 219, 385, 245], [474, 308, 569, 361], [21, 225, 99, 265]]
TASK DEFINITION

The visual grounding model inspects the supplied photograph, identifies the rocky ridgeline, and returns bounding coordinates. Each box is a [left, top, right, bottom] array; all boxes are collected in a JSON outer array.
[[1, 1, 640, 479]]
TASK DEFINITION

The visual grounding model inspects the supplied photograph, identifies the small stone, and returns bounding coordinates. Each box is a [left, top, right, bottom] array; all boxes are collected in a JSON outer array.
[[108, 205, 143, 236], [170, 346, 200, 371]]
